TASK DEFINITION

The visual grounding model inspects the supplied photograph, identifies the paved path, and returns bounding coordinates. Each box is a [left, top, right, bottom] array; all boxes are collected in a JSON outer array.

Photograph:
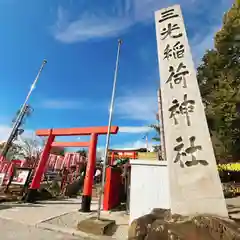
[[226, 196, 240, 222], [0, 198, 83, 225], [0, 198, 90, 240], [0, 198, 128, 239], [0, 218, 83, 240]]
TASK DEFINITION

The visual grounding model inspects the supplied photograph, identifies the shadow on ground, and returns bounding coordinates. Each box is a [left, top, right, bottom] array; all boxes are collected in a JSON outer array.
[[0, 203, 43, 210]]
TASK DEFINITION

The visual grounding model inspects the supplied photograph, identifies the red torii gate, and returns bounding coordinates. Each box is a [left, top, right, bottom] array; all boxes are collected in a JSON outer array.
[[25, 126, 119, 212]]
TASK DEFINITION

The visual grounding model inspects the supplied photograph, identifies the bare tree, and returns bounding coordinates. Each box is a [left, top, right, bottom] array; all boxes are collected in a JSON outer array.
[[18, 135, 46, 166], [0, 142, 25, 160]]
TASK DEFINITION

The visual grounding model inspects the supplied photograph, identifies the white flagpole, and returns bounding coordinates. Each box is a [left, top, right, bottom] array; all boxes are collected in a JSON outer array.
[[97, 39, 123, 220]]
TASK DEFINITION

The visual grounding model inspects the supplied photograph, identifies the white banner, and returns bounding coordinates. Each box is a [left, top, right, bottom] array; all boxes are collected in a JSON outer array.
[[12, 169, 31, 186]]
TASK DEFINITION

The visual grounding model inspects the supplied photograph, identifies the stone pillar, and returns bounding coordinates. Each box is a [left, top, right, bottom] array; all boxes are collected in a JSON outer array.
[[155, 5, 228, 217]]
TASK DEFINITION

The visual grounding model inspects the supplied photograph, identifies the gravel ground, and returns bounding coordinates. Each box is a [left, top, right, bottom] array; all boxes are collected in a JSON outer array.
[[0, 218, 86, 240]]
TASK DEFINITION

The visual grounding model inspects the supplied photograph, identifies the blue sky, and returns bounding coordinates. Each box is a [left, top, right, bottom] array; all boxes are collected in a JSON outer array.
[[0, 0, 234, 150]]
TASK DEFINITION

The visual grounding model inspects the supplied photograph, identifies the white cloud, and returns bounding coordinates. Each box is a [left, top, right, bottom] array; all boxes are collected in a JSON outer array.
[[53, 5, 133, 43], [115, 89, 158, 122], [52, 0, 156, 43], [119, 126, 152, 133], [52, 0, 229, 43], [40, 99, 83, 110], [0, 124, 35, 143]]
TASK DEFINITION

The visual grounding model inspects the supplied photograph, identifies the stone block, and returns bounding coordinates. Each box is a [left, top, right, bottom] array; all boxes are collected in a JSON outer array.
[[77, 216, 116, 236]]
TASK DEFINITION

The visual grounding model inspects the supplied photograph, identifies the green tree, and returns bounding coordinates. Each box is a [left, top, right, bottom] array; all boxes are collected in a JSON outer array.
[[149, 124, 163, 160], [149, 124, 160, 142], [197, 0, 240, 161], [76, 149, 87, 157], [50, 146, 65, 156]]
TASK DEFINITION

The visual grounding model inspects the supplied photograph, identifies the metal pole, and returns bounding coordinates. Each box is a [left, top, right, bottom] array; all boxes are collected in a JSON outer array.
[[157, 89, 166, 160], [97, 39, 123, 220], [0, 60, 47, 160]]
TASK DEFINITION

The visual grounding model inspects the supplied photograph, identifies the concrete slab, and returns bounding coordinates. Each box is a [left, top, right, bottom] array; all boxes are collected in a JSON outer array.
[[0, 198, 98, 225], [77, 217, 115, 235], [0, 217, 82, 240], [44, 211, 95, 228], [0, 203, 75, 225], [42, 210, 129, 239]]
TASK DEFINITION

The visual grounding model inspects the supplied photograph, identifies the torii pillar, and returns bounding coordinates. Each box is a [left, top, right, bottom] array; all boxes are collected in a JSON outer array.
[[25, 126, 119, 212]]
